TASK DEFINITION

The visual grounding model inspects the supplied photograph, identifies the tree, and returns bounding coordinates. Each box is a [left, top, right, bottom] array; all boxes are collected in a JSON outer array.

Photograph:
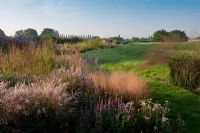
[[152, 29, 188, 42], [0, 29, 6, 37], [23, 28, 38, 38], [152, 29, 168, 42], [0, 29, 5, 37], [15, 28, 38, 39], [40, 28, 59, 38], [15, 30, 24, 37], [167, 30, 188, 42], [132, 37, 139, 42]]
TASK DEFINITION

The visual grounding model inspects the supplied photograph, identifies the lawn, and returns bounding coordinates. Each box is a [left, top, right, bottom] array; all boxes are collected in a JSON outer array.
[[86, 43, 200, 133]]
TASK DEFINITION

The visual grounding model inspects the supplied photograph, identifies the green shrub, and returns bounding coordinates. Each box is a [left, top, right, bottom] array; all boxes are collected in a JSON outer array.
[[169, 58, 200, 89]]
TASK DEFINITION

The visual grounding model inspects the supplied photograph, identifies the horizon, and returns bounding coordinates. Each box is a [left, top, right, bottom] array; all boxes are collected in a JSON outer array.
[[0, 0, 200, 38]]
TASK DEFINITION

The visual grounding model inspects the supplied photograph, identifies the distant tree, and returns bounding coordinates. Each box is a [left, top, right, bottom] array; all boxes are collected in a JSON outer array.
[[152, 29, 168, 42], [152, 29, 188, 42], [15, 30, 24, 37], [138, 37, 151, 42], [40, 28, 59, 38], [0, 29, 6, 37], [93, 36, 101, 39], [15, 28, 38, 39], [109, 36, 124, 44], [132, 37, 139, 42], [23, 28, 38, 38], [167, 30, 188, 42]]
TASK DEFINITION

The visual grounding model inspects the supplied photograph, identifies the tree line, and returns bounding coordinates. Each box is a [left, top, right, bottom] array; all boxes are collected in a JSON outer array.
[[0, 28, 189, 43], [0, 28, 59, 39], [152, 29, 188, 42], [131, 29, 188, 42], [0, 28, 100, 44]]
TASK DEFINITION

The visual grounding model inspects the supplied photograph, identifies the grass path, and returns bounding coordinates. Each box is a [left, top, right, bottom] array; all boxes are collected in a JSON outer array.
[[86, 43, 200, 133]]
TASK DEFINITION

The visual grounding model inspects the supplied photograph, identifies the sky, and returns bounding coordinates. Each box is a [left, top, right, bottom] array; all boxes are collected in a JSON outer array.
[[0, 0, 200, 38]]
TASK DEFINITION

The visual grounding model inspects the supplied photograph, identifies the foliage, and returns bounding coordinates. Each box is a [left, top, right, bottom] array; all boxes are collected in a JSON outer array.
[[152, 29, 188, 42], [152, 29, 168, 42], [0, 73, 33, 87], [0, 29, 6, 37], [57, 36, 84, 44], [132, 37, 139, 42], [40, 28, 59, 39], [138, 37, 152, 42], [0, 41, 60, 77], [165, 30, 188, 42], [169, 58, 200, 90], [109, 36, 124, 44], [15, 28, 38, 39], [0, 36, 43, 52]]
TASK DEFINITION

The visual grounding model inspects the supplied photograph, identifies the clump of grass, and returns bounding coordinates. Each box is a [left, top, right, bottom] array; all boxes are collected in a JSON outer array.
[[0, 42, 60, 77], [0, 73, 34, 87], [90, 71, 148, 100], [0, 78, 78, 132], [169, 58, 200, 90]]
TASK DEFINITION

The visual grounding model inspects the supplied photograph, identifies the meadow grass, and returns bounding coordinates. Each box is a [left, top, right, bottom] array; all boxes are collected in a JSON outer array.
[[0, 40, 187, 132], [0, 56, 176, 132], [86, 42, 200, 133], [1, 41, 176, 132], [143, 42, 200, 65], [0, 43, 59, 77]]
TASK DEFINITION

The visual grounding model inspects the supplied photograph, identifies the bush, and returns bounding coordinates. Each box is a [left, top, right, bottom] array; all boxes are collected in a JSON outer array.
[[169, 58, 200, 89], [15, 28, 38, 39], [152, 29, 168, 42], [152, 29, 188, 42]]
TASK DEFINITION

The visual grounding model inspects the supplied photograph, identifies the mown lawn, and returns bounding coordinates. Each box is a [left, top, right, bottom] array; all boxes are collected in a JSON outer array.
[[85, 43, 200, 133]]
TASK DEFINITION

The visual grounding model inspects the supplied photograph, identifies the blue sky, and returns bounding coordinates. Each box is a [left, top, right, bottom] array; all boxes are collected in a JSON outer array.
[[0, 0, 200, 38]]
